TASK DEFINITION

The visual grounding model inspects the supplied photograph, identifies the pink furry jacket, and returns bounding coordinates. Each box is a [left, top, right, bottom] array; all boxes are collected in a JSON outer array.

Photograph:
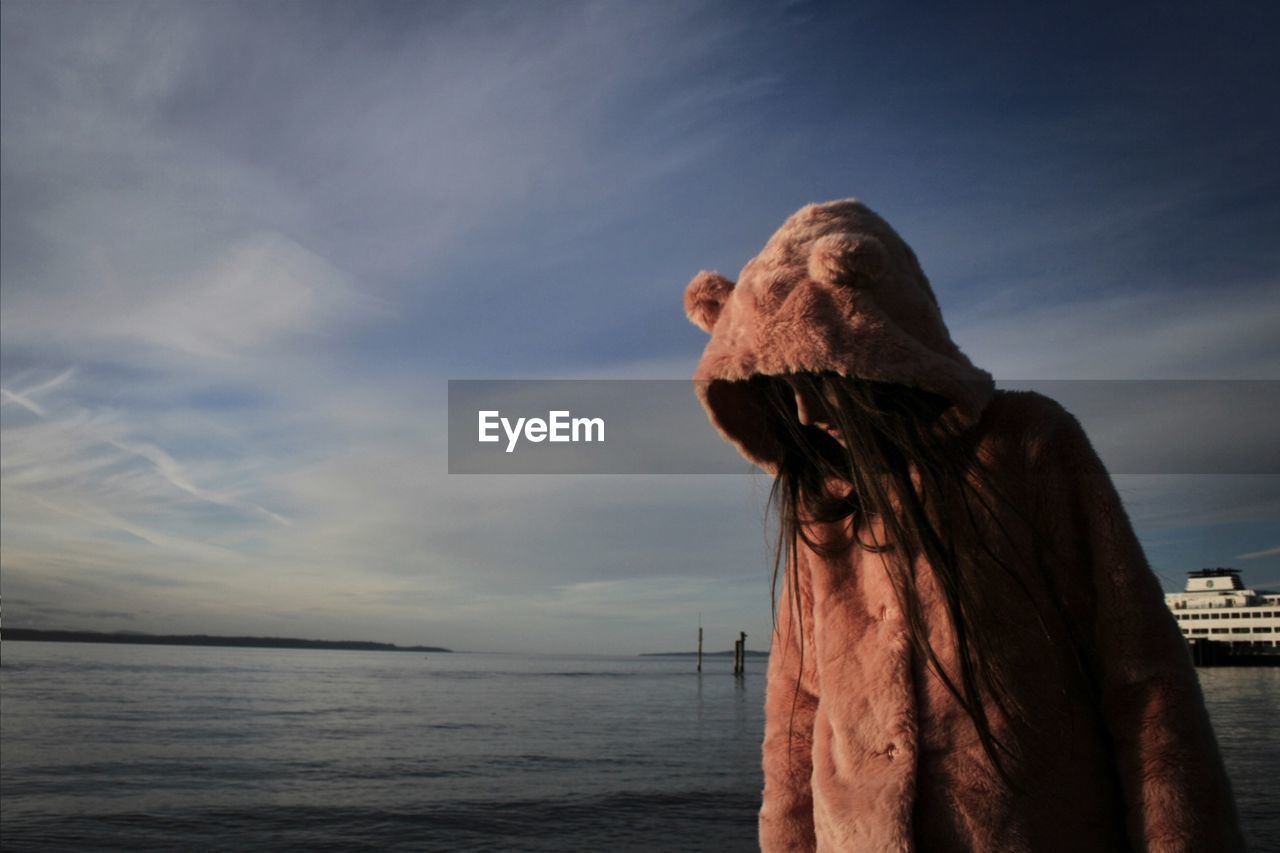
[[682, 200, 1244, 852]]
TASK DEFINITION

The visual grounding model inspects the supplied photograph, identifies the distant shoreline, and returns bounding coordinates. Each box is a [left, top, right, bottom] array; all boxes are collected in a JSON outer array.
[[0, 628, 451, 653], [640, 650, 769, 658]]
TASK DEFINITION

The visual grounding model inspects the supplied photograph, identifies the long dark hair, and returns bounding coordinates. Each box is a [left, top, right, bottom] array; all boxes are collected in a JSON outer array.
[[759, 371, 1098, 789]]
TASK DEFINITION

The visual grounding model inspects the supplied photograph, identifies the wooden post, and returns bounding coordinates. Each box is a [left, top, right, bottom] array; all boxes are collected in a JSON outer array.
[[697, 625, 703, 673], [739, 630, 748, 674]]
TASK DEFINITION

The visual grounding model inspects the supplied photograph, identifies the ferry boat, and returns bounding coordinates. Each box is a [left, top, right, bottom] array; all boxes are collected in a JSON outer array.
[[1165, 567, 1280, 666]]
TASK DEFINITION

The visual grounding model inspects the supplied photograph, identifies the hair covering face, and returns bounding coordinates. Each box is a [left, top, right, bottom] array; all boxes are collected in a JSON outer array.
[[684, 199, 994, 475]]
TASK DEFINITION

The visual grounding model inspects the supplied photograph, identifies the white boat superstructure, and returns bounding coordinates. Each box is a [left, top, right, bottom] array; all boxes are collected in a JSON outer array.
[[1165, 568, 1280, 657]]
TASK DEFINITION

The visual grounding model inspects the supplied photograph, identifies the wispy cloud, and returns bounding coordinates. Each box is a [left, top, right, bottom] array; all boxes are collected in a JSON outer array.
[[952, 278, 1280, 382], [0, 368, 76, 416]]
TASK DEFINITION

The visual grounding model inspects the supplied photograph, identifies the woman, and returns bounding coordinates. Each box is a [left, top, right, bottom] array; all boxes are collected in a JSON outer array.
[[681, 199, 1244, 852]]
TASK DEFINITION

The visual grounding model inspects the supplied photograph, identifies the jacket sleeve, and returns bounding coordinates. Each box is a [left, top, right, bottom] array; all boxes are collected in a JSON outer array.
[[1033, 407, 1245, 853], [759, 540, 820, 852]]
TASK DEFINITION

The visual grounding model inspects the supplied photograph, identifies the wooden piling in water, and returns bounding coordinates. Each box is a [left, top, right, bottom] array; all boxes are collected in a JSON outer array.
[[733, 630, 748, 675]]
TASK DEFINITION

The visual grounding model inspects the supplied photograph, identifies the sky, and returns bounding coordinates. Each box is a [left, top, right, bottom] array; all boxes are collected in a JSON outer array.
[[2, 0, 1277, 654]]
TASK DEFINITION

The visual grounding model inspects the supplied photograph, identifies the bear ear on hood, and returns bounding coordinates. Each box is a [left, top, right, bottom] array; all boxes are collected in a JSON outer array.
[[684, 270, 736, 333], [807, 231, 887, 288]]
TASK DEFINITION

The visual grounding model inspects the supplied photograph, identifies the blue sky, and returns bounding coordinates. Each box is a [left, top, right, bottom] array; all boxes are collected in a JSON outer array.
[[2, 0, 1277, 653]]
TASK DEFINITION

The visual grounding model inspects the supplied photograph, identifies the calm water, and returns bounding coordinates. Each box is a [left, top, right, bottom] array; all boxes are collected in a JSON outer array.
[[1, 643, 763, 852], [1, 643, 1275, 852]]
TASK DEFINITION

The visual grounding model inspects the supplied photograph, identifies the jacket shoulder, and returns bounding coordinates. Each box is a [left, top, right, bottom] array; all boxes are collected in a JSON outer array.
[[973, 389, 1080, 468], [980, 388, 1072, 429]]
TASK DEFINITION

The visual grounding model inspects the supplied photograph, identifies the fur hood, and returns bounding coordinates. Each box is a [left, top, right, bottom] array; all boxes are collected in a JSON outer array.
[[683, 198, 994, 474], [681, 200, 1244, 851]]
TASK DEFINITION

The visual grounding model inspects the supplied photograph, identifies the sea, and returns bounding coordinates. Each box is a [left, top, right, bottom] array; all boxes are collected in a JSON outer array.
[[0, 642, 1275, 852]]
